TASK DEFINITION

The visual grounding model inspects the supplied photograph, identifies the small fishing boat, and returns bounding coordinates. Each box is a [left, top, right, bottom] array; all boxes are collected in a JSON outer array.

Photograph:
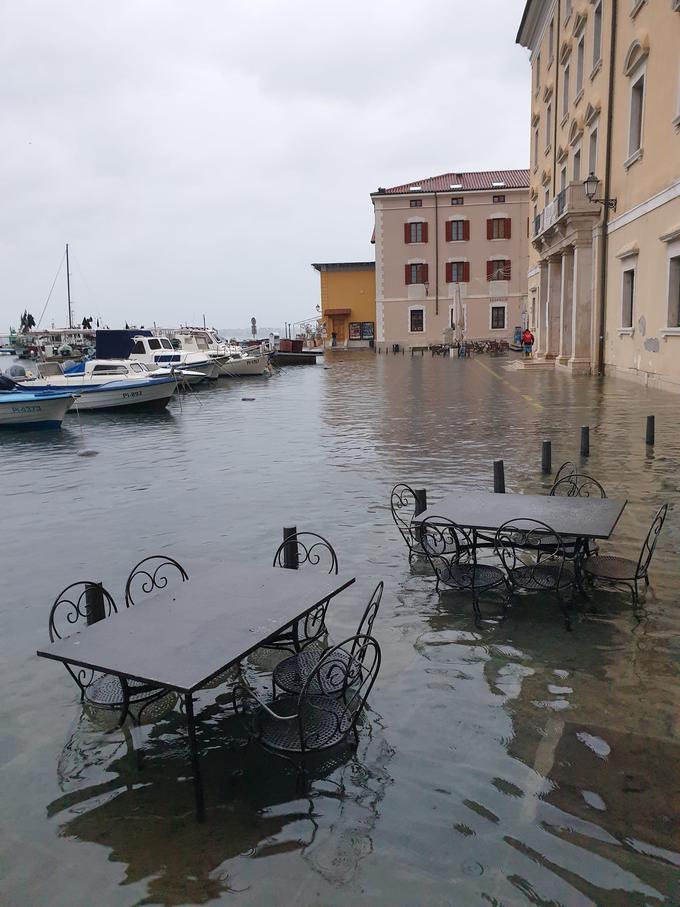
[[95, 330, 219, 380], [10, 360, 178, 411], [0, 376, 77, 430], [11, 358, 205, 390], [169, 328, 272, 376]]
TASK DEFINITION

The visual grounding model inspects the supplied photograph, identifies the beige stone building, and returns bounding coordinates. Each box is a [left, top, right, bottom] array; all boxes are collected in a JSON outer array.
[[370, 171, 530, 350], [517, 0, 680, 388]]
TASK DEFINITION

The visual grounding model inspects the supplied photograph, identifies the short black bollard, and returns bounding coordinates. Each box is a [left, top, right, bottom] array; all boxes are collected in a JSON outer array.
[[85, 582, 106, 625], [282, 526, 299, 569], [493, 459, 506, 493], [580, 426, 590, 457], [646, 415, 655, 446], [541, 440, 552, 474]]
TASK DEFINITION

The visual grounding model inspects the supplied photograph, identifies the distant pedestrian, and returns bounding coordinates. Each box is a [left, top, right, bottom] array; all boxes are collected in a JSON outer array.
[[521, 328, 534, 358]]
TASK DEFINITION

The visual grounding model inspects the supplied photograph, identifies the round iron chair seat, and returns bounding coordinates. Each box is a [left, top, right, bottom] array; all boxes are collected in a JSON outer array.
[[508, 563, 574, 591], [582, 554, 640, 581], [272, 646, 327, 695], [84, 674, 164, 709], [257, 695, 357, 754], [445, 563, 506, 590]]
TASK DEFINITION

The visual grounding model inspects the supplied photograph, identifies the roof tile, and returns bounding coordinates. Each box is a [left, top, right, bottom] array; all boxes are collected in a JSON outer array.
[[379, 169, 530, 194]]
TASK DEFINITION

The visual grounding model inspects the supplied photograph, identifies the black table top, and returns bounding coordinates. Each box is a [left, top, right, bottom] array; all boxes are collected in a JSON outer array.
[[415, 489, 626, 540], [37, 566, 355, 693]]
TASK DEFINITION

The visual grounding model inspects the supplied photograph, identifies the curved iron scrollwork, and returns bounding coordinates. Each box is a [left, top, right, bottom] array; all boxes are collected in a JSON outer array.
[[124, 555, 189, 608], [553, 461, 577, 484], [550, 473, 607, 499], [390, 483, 426, 562], [272, 532, 339, 575], [636, 504, 668, 578], [48, 581, 118, 697]]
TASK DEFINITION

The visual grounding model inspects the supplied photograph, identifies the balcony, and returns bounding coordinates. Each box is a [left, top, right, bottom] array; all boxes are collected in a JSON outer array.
[[533, 182, 599, 243]]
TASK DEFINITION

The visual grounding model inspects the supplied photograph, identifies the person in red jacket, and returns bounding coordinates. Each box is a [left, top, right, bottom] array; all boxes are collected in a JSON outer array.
[[521, 328, 535, 358]]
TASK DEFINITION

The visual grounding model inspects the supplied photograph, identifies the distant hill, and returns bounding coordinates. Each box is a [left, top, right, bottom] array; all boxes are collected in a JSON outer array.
[[219, 326, 283, 340]]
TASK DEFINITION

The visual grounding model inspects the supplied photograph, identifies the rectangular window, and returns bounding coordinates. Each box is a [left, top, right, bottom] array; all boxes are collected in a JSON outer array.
[[546, 103, 552, 148], [576, 36, 585, 95], [622, 268, 635, 327], [405, 221, 427, 243], [560, 166, 567, 191], [491, 306, 506, 329], [449, 220, 465, 241], [563, 64, 570, 118], [409, 199, 422, 208], [549, 18, 555, 62], [588, 127, 598, 175], [492, 194, 506, 203], [565, 0, 572, 20], [488, 260, 511, 281], [451, 197, 464, 205], [629, 72, 645, 156], [491, 218, 510, 239], [446, 262, 468, 283], [535, 52, 541, 93], [533, 128, 539, 167], [405, 263, 428, 285], [544, 187, 550, 207], [592, 2, 602, 67], [573, 147, 581, 181], [410, 309, 424, 332], [667, 255, 680, 327]]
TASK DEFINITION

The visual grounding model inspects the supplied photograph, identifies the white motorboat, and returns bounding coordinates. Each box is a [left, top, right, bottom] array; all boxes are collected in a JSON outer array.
[[127, 335, 219, 380], [169, 328, 272, 377], [10, 360, 178, 411], [0, 376, 77, 429]]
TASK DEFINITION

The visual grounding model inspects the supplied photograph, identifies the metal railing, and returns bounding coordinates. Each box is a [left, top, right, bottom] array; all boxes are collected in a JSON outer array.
[[533, 182, 595, 238]]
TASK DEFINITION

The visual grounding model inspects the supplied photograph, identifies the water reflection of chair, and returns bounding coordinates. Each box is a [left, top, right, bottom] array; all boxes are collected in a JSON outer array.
[[234, 635, 381, 785], [582, 504, 668, 608], [494, 519, 575, 628], [124, 555, 189, 608], [421, 517, 506, 623], [48, 581, 164, 720], [272, 582, 383, 696]]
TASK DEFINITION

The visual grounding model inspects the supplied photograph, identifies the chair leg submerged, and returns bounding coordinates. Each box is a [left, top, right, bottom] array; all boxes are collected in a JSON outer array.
[[184, 693, 206, 822]]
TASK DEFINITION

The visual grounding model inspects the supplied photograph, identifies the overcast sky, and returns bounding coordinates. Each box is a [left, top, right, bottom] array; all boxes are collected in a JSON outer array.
[[1, 0, 530, 333]]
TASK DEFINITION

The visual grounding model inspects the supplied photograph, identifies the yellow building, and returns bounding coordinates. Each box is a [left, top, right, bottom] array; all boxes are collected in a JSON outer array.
[[311, 262, 376, 349], [517, 0, 680, 389]]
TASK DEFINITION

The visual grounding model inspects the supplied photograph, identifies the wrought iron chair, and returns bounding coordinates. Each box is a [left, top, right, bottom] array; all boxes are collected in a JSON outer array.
[[266, 531, 339, 656], [420, 517, 507, 623], [553, 461, 577, 484], [494, 519, 575, 627], [233, 634, 381, 784], [124, 555, 189, 608], [548, 471, 607, 558], [582, 504, 668, 608], [48, 581, 166, 720], [390, 483, 427, 562], [272, 581, 383, 696]]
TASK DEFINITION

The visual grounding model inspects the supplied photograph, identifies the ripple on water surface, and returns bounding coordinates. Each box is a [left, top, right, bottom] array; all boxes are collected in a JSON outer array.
[[1, 352, 680, 906]]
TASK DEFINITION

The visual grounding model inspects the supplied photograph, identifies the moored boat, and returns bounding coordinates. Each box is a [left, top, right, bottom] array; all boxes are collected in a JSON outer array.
[[168, 328, 272, 376], [0, 376, 77, 430]]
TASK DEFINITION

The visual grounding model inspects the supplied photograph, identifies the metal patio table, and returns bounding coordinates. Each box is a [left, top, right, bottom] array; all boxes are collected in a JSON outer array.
[[414, 489, 627, 541], [37, 565, 356, 820], [415, 489, 627, 589]]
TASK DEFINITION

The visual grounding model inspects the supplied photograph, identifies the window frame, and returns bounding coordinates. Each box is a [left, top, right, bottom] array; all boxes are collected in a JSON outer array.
[[626, 64, 646, 166], [405, 262, 428, 286], [490, 304, 507, 331], [450, 196, 464, 206], [666, 246, 680, 329], [621, 263, 636, 330], [408, 306, 425, 333], [592, 2, 602, 70], [409, 198, 422, 208], [492, 194, 506, 203]]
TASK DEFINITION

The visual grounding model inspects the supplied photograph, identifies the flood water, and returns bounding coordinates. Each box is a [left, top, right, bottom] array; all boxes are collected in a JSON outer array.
[[1, 350, 679, 907]]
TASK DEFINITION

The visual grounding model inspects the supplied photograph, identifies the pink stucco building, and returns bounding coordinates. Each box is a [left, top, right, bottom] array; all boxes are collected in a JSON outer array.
[[371, 170, 530, 348]]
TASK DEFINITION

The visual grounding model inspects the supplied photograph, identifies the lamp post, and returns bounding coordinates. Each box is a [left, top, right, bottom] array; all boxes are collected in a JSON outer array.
[[583, 172, 617, 211]]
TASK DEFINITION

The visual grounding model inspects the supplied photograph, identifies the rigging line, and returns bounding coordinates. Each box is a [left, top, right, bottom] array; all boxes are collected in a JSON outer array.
[[36, 250, 67, 329]]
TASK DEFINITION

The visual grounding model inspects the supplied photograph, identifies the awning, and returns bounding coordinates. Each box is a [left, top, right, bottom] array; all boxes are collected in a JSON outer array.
[[325, 309, 351, 316]]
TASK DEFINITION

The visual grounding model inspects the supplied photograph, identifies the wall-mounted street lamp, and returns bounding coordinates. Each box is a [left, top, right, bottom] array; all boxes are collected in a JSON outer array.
[[583, 172, 617, 211]]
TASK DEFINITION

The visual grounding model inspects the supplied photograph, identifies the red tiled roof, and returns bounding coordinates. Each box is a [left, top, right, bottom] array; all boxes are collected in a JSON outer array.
[[377, 169, 530, 194]]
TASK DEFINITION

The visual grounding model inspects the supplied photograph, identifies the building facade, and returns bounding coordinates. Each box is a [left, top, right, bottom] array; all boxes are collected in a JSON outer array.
[[517, 0, 680, 388], [371, 171, 530, 350], [312, 262, 376, 349]]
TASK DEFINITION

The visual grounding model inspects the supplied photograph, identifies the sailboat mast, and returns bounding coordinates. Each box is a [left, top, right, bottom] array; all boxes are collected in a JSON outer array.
[[65, 243, 73, 329]]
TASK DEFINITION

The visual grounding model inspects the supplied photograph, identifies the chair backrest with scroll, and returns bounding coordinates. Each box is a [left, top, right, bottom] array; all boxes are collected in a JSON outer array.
[[272, 531, 339, 574], [390, 484, 427, 558], [298, 634, 381, 753], [48, 581, 118, 697], [550, 472, 606, 499], [494, 519, 568, 591], [124, 555, 189, 608], [420, 516, 473, 591], [636, 504, 668, 579]]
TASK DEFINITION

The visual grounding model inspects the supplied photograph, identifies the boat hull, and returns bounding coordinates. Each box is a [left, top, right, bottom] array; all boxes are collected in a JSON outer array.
[[0, 393, 75, 429], [32, 378, 177, 412], [214, 353, 271, 376]]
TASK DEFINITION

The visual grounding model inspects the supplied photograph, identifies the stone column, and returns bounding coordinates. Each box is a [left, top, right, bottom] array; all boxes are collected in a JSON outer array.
[[557, 247, 574, 365], [544, 256, 562, 359], [535, 260, 549, 356], [569, 242, 594, 373]]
